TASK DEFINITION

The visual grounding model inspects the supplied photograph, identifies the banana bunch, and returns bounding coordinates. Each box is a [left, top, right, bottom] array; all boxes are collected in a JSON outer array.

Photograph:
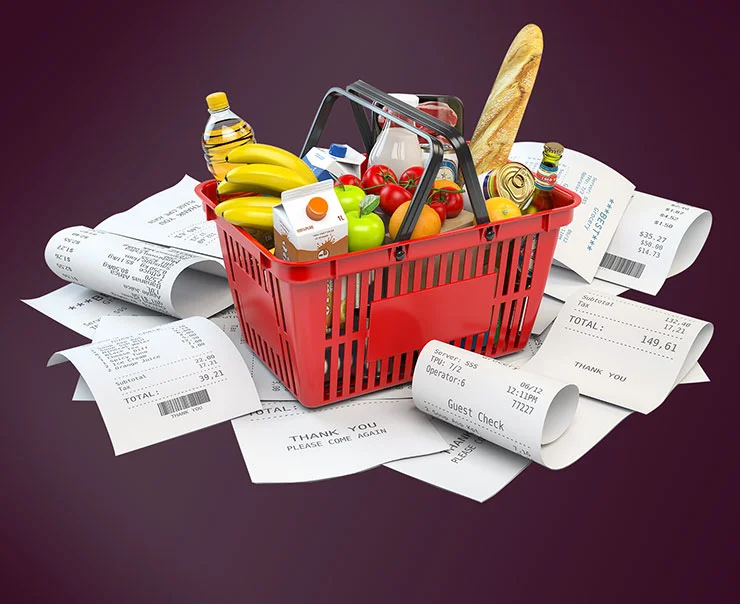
[[217, 143, 316, 196], [215, 143, 317, 231]]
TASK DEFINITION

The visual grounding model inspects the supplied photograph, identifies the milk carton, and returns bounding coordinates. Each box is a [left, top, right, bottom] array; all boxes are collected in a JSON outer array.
[[273, 181, 348, 262]]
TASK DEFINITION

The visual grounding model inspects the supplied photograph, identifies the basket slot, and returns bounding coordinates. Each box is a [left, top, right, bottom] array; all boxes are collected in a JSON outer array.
[[526, 234, 539, 290], [477, 243, 490, 277], [398, 352, 408, 380], [466, 247, 478, 280], [514, 296, 529, 349], [283, 340, 296, 394], [503, 299, 518, 352], [337, 342, 346, 397], [350, 340, 359, 391]]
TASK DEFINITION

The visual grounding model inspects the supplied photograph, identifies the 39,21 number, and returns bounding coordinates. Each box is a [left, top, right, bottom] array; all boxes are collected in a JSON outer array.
[[641, 336, 677, 353]]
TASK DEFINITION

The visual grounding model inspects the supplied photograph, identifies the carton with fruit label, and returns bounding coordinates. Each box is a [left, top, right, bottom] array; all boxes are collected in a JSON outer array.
[[273, 181, 348, 263]]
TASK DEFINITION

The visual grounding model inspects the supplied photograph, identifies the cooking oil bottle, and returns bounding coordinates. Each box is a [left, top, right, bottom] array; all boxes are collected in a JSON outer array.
[[202, 92, 255, 182]]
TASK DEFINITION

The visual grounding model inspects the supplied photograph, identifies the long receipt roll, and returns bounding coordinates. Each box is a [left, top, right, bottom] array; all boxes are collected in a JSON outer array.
[[414, 342, 581, 469]]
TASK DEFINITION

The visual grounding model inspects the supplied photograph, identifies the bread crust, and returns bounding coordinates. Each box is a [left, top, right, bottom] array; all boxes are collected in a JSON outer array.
[[470, 24, 543, 173]]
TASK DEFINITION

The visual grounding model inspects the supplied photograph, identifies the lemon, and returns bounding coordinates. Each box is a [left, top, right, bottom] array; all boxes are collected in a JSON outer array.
[[485, 197, 522, 222]]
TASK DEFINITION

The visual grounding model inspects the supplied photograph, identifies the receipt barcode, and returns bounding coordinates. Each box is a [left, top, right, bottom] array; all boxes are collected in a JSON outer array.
[[599, 252, 646, 279], [157, 389, 211, 416]]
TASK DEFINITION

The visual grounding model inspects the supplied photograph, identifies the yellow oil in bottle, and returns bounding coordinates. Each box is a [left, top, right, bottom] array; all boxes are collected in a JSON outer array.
[[202, 92, 255, 182]]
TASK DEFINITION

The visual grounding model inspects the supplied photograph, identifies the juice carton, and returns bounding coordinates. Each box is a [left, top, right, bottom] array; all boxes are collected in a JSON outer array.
[[273, 181, 348, 262]]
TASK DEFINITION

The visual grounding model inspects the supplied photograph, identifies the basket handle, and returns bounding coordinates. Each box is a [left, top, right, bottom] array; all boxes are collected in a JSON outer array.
[[300, 82, 490, 256]]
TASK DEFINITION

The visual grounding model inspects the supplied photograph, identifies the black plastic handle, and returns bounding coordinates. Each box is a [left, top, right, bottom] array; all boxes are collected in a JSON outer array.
[[300, 81, 490, 253], [347, 81, 489, 225]]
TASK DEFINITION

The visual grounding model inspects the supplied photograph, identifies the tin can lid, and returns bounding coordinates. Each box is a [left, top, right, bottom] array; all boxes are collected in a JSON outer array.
[[544, 142, 564, 157]]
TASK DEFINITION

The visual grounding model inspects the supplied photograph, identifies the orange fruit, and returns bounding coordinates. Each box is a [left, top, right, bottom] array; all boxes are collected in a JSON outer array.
[[389, 201, 442, 240], [485, 197, 522, 222], [433, 179, 461, 192]]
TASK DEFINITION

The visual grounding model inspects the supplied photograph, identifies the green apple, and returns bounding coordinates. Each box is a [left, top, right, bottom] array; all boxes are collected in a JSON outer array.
[[334, 184, 366, 214], [347, 195, 385, 253]]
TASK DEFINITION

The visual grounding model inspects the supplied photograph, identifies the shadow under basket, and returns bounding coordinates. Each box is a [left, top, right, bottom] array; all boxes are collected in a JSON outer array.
[[197, 180, 580, 407]]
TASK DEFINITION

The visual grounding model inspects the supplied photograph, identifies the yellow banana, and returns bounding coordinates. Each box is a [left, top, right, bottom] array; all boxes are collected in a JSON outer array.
[[214, 196, 280, 217], [225, 163, 313, 194], [221, 205, 274, 231], [216, 180, 252, 196], [227, 143, 317, 185]]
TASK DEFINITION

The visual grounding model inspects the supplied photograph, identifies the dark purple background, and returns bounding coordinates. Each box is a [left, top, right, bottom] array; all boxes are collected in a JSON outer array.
[[2, 1, 737, 601]]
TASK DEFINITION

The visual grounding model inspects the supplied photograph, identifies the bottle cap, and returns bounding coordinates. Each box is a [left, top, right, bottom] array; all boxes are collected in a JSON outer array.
[[543, 142, 564, 157], [206, 92, 229, 111], [390, 93, 419, 108], [329, 144, 347, 158], [306, 196, 329, 221]]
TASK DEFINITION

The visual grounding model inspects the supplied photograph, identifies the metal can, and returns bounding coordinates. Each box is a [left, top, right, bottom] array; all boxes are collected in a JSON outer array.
[[421, 144, 459, 183], [480, 162, 535, 209]]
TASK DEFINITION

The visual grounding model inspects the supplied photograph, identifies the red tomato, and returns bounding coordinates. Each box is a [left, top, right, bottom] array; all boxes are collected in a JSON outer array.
[[361, 164, 397, 194], [335, 174, 362, 188], [379, 183, 412, 215], [399, 166, 425, 193], [428, 186, 464, 218], [427, 201, 447, 224]]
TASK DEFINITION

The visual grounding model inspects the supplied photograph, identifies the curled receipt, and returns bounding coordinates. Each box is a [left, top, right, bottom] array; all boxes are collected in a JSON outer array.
[[413, 341, 582, 469], [45, 226, 232, 318]]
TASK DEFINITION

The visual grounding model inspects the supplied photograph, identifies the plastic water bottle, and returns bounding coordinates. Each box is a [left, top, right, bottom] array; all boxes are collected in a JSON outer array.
[[368, 93, 423, 177], [202, 92, 255, 182]]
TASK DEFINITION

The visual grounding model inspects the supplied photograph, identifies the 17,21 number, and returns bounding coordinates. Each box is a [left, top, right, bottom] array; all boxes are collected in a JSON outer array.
[[641, 336, 677, 353]]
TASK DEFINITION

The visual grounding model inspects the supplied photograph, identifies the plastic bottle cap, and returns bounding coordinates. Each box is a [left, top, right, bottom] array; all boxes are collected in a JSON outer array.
[[206, 92, 229, 111], [306, 197, 329, 221], [329, 144, 347, 158], [390, 93, 419, 108]]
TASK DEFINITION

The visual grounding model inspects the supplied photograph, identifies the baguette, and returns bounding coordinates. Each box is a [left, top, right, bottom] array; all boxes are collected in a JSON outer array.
[[470, 24, 543, 173]]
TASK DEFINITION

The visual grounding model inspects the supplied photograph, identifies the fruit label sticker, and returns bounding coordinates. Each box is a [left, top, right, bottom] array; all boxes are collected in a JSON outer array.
[[48, 316, 262, 455], [509, 142, 635, 282], [44, 226, 232, 318], [595, 192, 712, 295]]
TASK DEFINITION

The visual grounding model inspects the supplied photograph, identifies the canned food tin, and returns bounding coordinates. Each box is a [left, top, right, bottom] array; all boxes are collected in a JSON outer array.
[[481, 162, 535, 209]]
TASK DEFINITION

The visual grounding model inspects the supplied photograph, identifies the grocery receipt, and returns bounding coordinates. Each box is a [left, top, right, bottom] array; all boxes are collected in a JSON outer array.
[[49, 316, 261, 454], [390, 292, 712, 501], [23, 283, 162, 338], [596, 191, 712, 294], [231, 398, 446, 483], [525, 289, 713, 412], [45, 226, 232, 318], [96, 175, 222, 258]]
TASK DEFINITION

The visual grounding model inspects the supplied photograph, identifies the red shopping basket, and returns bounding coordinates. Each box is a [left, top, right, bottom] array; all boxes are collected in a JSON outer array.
[[196, 81, 580, 407]]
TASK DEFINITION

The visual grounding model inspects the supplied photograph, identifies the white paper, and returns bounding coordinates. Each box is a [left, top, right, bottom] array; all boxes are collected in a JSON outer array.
[[595, 192, 712, 294], [509, 142, 635, 282], [525, 288, 713, 412], [531, 295, 563, 335], [412, 341, 582, 468], [96, 175, 222, 258], [386, 419, 530, 502], [45, 226, 232, 318], [231, 398, 447, 483], [72, 315, 174, 400], [49, 316, 261, 454], [22, 284, 163, 338], [545, 265, 628, 302], [390, 331, 708, 501]]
